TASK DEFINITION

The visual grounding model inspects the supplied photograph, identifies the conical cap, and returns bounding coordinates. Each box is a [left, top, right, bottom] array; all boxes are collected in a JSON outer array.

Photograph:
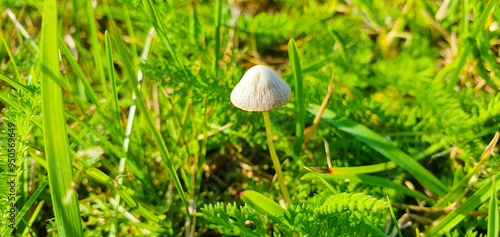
[[230, 65, 291, 112]]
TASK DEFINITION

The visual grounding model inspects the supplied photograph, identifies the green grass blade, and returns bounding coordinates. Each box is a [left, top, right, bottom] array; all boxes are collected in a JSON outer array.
[[300, 54, 336, 74], [308, 104, 449, 197], [0, 93, 17, 108], [195, 97, 209, 192], [0, 72, 29, 91], [122, 5, 138, 66], [21, 200, 45, 237], [107, 28, 123, 237], [60, 72, 88, 115], [213, 0, 222, 76], [213, 0, 223, 78], [307, 161, 398, 175], [84, 0, 107, 95], [328, 30, 350, 66], [288, 38, 305, 155], [488, 175, 499, 237], [40, 0, 83, 235], [425, 173, 500, 236], [301, 172, 433, 203], [461, 0, 469, 39], [240, 190, 290, 227], [1, 37, 22, 82], [307, 171, 339, 195], [387, 196, 403, 237], [104, 31, 121, 133]]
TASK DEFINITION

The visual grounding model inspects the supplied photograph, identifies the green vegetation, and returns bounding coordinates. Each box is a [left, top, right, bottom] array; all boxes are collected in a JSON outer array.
[[0, 0, 499, 236]]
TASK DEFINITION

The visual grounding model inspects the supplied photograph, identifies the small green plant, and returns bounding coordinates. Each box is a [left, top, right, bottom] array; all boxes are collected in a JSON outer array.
[[202, 202, 269, 237], [202, 190, 388, 236], [0, 87, 40, 236]]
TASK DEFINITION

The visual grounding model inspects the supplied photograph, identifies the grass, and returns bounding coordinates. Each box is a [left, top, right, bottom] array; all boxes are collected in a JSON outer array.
[[488, 175, 499, 237], [288, 38, 305, 155], [308, 105, 450, 197], [0, 0, 500, 236], [39, 0, 83, 236]]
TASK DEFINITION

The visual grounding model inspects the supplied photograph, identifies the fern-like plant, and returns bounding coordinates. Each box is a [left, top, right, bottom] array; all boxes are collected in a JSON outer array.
[[0, 86, 40, 236], [202, 202, 268, 237], [202, 191, 388, 236]]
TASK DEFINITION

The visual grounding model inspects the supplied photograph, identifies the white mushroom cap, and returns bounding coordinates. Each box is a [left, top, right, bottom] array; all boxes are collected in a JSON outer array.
[[230, 65, 291, 112]]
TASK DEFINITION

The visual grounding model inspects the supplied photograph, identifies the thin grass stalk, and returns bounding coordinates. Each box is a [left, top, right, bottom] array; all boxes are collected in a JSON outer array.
[[387, 196, 403, 237], [62, 34, 88, 102], [106, 30, 121, 237], [488, 175, 499, 237], [191, 97, 209, 235], [123, 5, 138, 66], [165, 97, 194, 182], [288, 39, 305, 155], [185, 99, 202, 237], [84, 0, 107, 95], [70, 0, 83, 51], [105, 32, 121, 135], [21, 200, 44, 236], [19, 144, 29, 234], [195, 96, 209, 190], [213, 0, 222, 77], [40, 0, 83, 236], [0, 72, 28, 91], [1, 38, 22, 82]]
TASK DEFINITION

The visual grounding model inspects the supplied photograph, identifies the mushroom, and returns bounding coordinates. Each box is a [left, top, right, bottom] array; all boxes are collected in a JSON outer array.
[[230, 65, 292, 206]]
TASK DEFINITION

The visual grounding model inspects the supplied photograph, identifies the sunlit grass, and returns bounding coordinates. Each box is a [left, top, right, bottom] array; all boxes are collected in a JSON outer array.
[[0, 0, 500, 236], [40, 0, 83, 235]]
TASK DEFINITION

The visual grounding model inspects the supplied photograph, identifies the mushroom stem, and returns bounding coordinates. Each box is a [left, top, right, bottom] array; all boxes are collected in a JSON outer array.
[[262, 111, 292, 207]]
